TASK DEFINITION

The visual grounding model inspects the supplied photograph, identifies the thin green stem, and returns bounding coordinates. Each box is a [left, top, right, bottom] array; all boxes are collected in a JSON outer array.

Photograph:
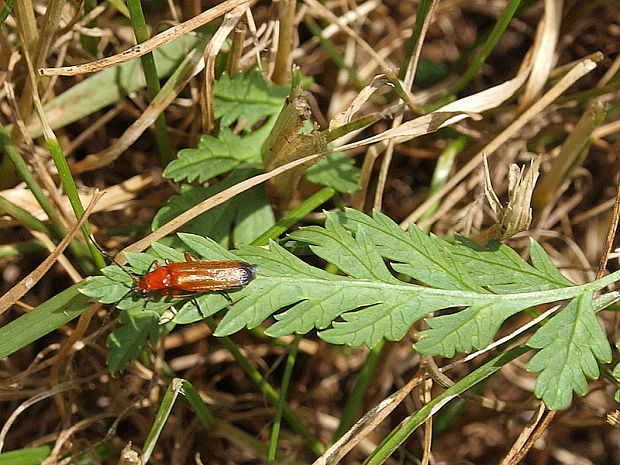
[[333, 340, 383, 440], [0, 123, 94, 271], [45, 138, 105, 269], [267, 335, 301, 464], [127, 0, 174, 165], [304, 17, 364, 89], [364, 346, 529, 465], [251, 187, 335, 246], [449, 0, 522, 95]]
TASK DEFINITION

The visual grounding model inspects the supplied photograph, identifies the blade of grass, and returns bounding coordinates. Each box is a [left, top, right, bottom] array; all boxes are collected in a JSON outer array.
[[80, 0, 99, 55], [364, 345, 529, 465], [0, 195, 52, 235], [398, 0, 434, 82], [449, 0, 522, 96], [127, 0, 173, 165], [0, 240, 47, 258], [417, 135, 468, 229], [267, 335, 301, 464], [304, 17, 364, 89], [0, 190, 102, 315], [180, 380, 274, 457], [0, 283, 92, 359], [251, 187, 335, 246], [0, 0, 15, 28], [140, 378, 184, 464]]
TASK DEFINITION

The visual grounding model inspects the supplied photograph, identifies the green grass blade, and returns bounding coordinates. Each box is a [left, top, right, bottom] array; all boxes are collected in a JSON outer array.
[[127, 0, 173, 165], [0, 283, 91, 359], [364, 345, 529, 464]]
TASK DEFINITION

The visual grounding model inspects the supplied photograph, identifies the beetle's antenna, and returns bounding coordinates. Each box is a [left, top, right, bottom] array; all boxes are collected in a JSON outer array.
[[89, 236, 140, 279]]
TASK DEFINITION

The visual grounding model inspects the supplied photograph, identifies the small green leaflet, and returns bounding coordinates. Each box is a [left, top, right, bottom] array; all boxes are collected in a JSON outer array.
[[163, 127, 268, 183], [527, 293, 611, 410], [306, 151, 361, 193], [153, 168, 275, 247], [214, 69, 290, 129]]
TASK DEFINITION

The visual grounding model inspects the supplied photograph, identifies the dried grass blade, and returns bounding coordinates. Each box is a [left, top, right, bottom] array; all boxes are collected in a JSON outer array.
[[0, 190, 102, 315], [39, 0, 253, 76]]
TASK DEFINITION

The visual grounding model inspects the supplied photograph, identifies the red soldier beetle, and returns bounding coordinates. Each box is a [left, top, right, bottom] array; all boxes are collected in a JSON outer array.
[[91, 239, 257, 313], [134, 252, 258, 297]]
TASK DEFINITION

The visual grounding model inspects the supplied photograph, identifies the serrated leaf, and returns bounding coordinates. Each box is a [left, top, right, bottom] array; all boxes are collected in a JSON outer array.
[[526, 293, 612, 410], [107, 310, 160, 374], [215, 210, 619, 356], [163, 127, 268, 183], [214, 69, 289, 128], [288, 217, 398, 282], [415, 300, 525, 357], [152, 168, 275, 246], [306, 151, 361, 193], [334, 209, 484, 291]]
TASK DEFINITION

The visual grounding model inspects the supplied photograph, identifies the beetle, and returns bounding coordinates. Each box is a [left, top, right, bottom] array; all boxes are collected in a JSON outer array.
[[90, 238, 258, 304], [134, 252, 258, 297]]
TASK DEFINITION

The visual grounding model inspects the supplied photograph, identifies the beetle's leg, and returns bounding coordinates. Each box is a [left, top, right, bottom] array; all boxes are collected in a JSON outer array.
[[141, 294, 153, 310], [218, 291, 233, 305], [191, 298, 207, 319], [184, 252, 196, 262], [144, 260, 161, 275]]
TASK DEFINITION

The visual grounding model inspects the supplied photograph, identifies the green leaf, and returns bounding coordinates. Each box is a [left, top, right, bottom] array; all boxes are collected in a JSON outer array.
[[152, 168, 275, 246], [214, 210, 619, 357], [306, 151, 361, 193], [0, 446, 51, 465], [162, 127, 269, 183], [107, 309, 160, 374], [214, 69, 290, 128], [526, 293, 612, 410], [79, 210, 620, 410], [0, 284, 90, 359]]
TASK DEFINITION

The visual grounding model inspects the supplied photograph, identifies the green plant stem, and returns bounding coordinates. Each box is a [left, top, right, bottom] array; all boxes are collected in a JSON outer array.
[[251, 187, 335, 246], [364, 346, 529, 465], [0, 123, 93, 271], [127, 0, 174, 165], [205, 317, 325, 456], [333, 340, 383, 440], [398, 0, 433, 82], [45, 138, 106, 270], [449, 0, 521, 95], [267, 335, 301, 464]]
